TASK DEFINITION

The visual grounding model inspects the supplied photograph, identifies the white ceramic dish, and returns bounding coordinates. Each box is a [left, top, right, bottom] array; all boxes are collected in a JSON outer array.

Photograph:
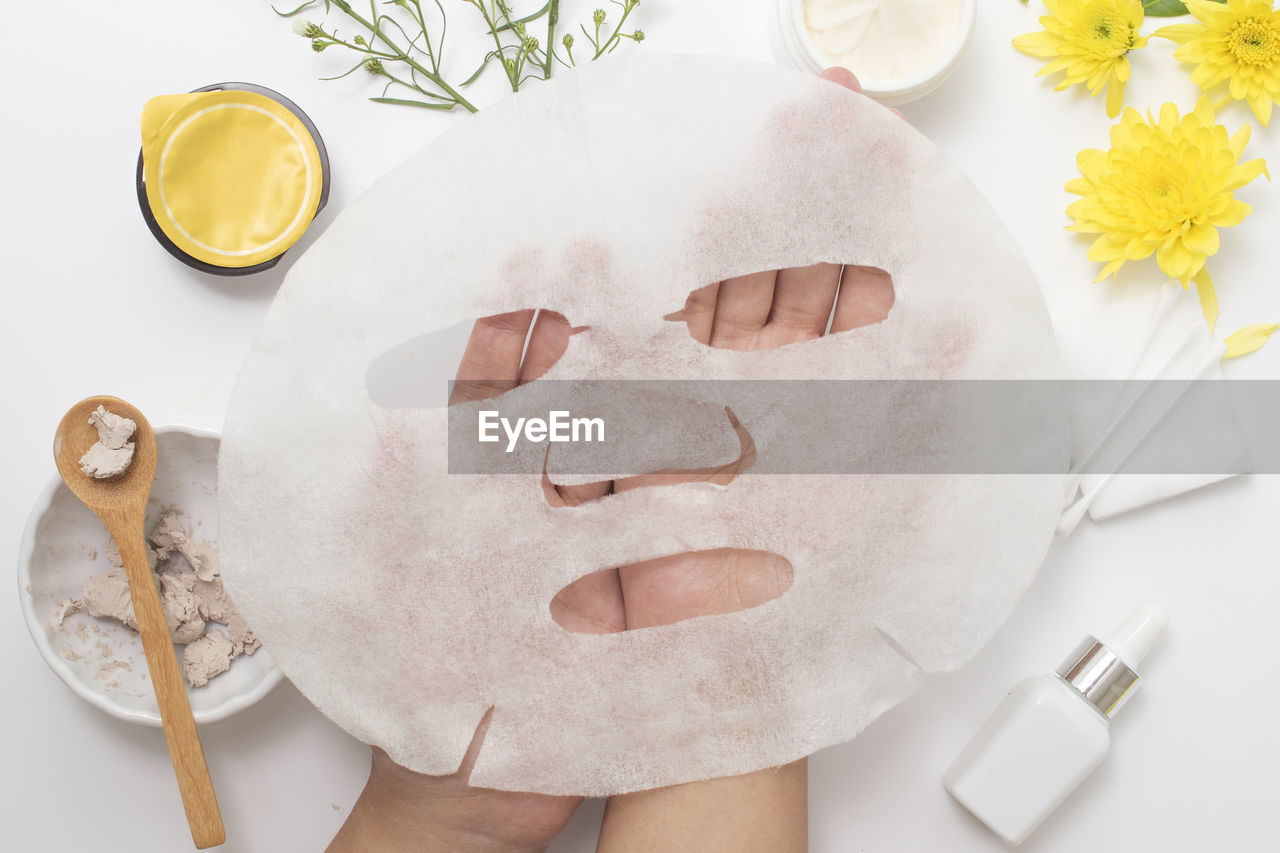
[[17, 424, 282, 726], [774, 0, 977, 106]]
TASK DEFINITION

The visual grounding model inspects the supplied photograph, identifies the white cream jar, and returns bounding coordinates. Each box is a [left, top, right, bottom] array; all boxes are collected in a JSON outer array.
[[775, 0, 976, 106]]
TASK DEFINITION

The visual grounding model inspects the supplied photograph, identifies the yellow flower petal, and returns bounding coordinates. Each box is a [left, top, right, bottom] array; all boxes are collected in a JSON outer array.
[[1036, 57, 1075, 77], [1222, 323, 1279, 359], [1227, 123, 1251, 159], [1065, 178, 1094, 197], [1105, 78, 1125, 117], [1213, 199, 1252, 227], [1222, 157, 1269, 191], [1156, 240, 1193, 282], [1095, 257, 1127, 282], [1115, 57, 1131, 84], [1193, 268, 1219, 335], [1181, 222, 1220, 257], [1187, 0, 1232, 23], [1155, 24, 1200, 44], [1013, 31, 1060, 60], [1252, 93, 1273, 126], [1193, 95, 1216, 125]]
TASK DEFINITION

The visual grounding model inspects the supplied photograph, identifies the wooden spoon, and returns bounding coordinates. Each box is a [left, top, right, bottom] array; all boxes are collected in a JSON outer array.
[[54, 395, 225, 849]]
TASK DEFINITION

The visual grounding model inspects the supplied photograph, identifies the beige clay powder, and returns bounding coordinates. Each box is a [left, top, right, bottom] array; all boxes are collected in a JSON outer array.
[[78, 405, 136, 479], [58, 509, 260, 687]]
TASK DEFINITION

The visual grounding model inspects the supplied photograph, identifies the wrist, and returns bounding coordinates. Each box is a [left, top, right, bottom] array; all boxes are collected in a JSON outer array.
[[327, 748, 565, 853], [332, 801, 546, 853]]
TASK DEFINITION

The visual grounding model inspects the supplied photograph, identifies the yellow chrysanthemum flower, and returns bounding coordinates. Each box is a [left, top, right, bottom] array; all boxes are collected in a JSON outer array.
[[1013, 0, 1148, 118], [1156, 0, 1280, 126], [1065, 98, 1268, 285]]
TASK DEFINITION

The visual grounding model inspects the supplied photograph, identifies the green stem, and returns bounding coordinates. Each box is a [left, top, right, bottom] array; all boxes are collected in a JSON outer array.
[[337, 1, 477, 111], [407, 0, 438, 73], [492, 0, 548, 86], [594, 1, 636, 59], [475, 1, 518, 89], [321, 37, 399, 62], [544, 0, 559, 76]]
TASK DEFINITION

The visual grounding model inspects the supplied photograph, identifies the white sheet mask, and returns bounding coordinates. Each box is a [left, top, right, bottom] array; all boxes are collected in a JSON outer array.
[[219, 55, 1068, 796]]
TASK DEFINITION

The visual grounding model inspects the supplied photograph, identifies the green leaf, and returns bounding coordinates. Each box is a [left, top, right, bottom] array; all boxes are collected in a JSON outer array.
[[461, 57, 495, 86], [370, 96, 458, 110], [1143, 0, 1226, 17], [493, 2, 552, 33]]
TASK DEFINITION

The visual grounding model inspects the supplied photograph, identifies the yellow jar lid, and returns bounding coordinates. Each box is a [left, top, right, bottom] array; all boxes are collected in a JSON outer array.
[[140, 89, 325, 269]]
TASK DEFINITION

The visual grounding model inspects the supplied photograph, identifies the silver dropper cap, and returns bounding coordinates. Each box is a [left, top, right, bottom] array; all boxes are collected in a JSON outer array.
[[1054, 604, 1168, 717]]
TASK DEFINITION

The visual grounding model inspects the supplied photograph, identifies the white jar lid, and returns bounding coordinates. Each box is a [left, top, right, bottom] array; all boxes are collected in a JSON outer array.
[[771, 0, 977, 107]]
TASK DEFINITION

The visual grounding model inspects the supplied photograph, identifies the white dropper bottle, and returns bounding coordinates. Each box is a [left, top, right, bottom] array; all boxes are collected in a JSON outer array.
[[943, 604, 1168, 845]]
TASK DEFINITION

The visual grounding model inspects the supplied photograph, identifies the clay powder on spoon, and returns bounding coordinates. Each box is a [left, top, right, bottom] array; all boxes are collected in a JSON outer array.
[[78, 405, 136, 479]]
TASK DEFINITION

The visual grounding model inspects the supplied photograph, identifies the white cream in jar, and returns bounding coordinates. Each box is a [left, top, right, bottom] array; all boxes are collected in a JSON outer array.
[[804, 0, 966, 83]]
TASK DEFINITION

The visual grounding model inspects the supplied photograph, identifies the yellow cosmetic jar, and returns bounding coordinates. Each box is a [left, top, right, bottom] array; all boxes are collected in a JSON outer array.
[[136, 83, 330, 276]]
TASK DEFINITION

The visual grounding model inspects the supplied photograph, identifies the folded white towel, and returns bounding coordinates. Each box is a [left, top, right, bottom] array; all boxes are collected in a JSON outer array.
[[1054, 283, 1246, 524]]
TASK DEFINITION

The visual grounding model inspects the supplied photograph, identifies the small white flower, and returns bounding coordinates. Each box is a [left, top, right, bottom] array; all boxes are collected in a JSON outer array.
[[292, 18, 326, 39]]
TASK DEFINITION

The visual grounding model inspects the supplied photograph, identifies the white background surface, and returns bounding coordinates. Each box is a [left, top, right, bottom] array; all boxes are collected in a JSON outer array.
[[3, 1, 1278, 851]]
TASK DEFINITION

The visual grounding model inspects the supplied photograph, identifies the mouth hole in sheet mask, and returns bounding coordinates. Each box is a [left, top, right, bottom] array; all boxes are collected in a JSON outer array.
[[550, 548, 794, 634], [665, 264, 895, 348]]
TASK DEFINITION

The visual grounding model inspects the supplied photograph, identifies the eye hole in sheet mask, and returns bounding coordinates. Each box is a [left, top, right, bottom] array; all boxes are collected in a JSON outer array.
[[665, 264, 896, 349], [365, 309, 580, 409]]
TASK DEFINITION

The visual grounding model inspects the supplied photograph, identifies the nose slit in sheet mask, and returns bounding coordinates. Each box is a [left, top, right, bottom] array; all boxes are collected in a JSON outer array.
[[539, 407, 757, 507]]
